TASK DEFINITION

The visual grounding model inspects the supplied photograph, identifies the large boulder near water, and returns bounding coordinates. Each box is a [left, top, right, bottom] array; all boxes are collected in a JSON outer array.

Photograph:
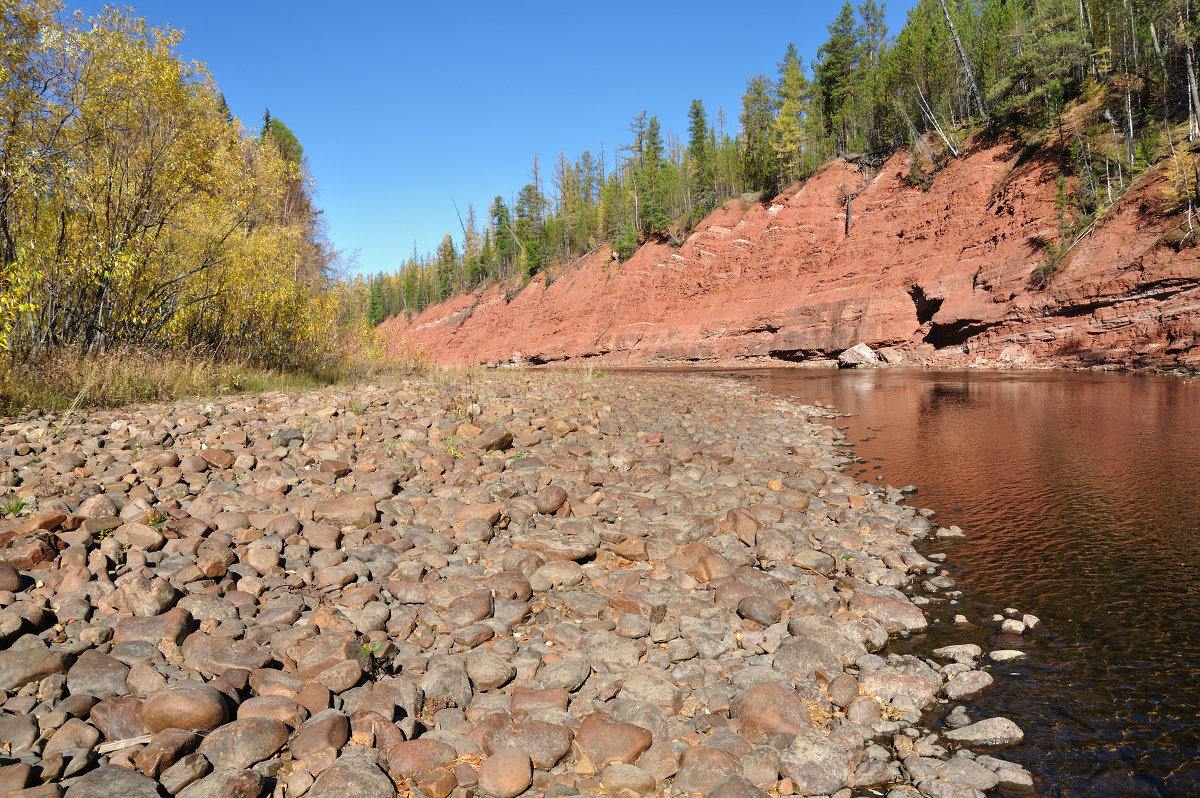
[[838, 342, 878, 367]]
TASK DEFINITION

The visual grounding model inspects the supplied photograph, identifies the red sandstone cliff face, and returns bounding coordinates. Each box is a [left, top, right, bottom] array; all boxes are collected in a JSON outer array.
[[388, 136, 1200, 371]]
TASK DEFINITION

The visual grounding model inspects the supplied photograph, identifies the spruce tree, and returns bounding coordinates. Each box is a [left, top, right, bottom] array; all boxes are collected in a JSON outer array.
[[740, 74, 779, 193], [489, 196, 514, 274], [774, 47, 810, 184], [637, 116, 670, 233], [367, 279, 385, 326], [688, 99, 714, 204], [815, 2, 864, 151]]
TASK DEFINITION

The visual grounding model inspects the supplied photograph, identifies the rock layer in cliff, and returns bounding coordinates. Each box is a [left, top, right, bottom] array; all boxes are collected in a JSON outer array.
[[389, 136, 1200, 371]]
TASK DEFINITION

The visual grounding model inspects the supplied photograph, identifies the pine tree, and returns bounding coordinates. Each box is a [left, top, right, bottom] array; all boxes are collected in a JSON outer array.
[[741, 74, 779, 193], [987, 0, 1090, 126], [815, 2, 864, 151], [435, 234, 457, 300], [367, 279, 385, 326], [639, 116, 670, 233], [489, 196, 514, 275], [774, 46, 811, 184], [688, 99, 714, 206]]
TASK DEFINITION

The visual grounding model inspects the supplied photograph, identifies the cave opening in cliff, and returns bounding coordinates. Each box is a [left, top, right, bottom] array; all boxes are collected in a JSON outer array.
[[908, 285, 944, 324]]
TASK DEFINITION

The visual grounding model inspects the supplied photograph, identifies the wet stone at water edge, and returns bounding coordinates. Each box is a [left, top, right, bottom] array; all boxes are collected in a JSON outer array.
[[0, 373, 1031, 797]]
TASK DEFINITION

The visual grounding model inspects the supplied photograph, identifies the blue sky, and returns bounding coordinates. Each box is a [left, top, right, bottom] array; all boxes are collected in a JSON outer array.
[[71, 1, 916, 277]]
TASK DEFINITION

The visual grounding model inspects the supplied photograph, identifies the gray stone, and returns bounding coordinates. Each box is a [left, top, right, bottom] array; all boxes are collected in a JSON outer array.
[[65, 650, 129, 698], [0, 647, 69, 691], [673, 746, 741, 796], [466, 650, 516, 691], [420, 656, 472, 710], [600, 763, 656, 798], [309, 756, 395, 798], [943, 670, 993, 701], [64, 765, 161, 797], [706, 773, 768, 798], [772, 638, 841, 679], [536, 655, 591, 692], [943, 717, 1025, 746], [838, 343, 878, 367], [197, 717, 289, 769], [177, 769, 265, 798], [778, 729, 852, 796], [931, 644, 981, 664]]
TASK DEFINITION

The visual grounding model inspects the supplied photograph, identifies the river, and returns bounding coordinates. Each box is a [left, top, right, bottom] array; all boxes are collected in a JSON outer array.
[[733, 368, 1200, 798]]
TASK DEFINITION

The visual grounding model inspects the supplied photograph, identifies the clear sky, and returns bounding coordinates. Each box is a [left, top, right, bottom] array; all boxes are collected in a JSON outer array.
[[70, 1, 916, 277]]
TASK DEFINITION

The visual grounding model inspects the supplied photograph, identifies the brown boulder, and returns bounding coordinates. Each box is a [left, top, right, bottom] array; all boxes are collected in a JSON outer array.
[[386, 738, 457, 782], [0, 647, 69, 691], [143, 682, 231, 733], [730, 682, 815, 741], [477, 748, 532, 798], [313, 495, 377, 528], [575, 714, 653, 767], [197, 717, 289, 769]]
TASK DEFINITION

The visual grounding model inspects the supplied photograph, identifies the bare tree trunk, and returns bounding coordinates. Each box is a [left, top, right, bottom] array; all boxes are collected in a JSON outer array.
[[1075, 128, 1100, 201], [1151, 23, 1171, 125], [1186, 43, 1200, 140], [936, 0, 989, 125], [1126, 89, 1136, 169], [895, 96, 939, 167], [1125, 0, 1139, 74], [1109, 113, 1125, 188], [915, 84, 960, 157], [1080, 0, 1096, 77]]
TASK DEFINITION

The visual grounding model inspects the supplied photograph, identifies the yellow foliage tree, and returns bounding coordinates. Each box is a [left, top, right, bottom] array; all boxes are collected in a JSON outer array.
[[0, 2, 352, 372]]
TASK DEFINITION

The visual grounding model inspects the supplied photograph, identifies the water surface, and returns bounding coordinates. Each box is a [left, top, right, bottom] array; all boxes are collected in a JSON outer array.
[[737, 368, 1200, 798]]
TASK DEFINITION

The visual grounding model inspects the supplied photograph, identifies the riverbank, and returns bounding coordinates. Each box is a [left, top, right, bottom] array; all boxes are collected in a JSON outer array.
[[0, 372, 1032, 797], [388, 136, 1200, 376]]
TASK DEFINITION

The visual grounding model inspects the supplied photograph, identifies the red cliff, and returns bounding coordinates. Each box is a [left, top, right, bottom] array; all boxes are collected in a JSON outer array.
[[387, 136, 1200, 371]]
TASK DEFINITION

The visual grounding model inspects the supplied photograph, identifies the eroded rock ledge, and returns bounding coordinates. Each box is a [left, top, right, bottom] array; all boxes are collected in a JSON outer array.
[[393, 137, 1199, 374]]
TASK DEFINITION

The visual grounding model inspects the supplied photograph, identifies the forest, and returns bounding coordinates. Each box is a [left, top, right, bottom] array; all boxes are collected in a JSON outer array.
[[3, 0, 1200, 397], [360, 0, 1200, 323], [0, 0, 365, 386]]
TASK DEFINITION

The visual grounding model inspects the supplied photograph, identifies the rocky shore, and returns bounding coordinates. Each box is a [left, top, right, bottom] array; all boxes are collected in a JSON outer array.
[[0, 372, 1033, 798]]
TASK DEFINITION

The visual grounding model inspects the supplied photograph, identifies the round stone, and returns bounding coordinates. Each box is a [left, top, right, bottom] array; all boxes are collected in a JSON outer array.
[[477, 748, 532, 798], [143, 682, 231, 733], [600, 763, 656, 798], [535, 486, 568, 514]]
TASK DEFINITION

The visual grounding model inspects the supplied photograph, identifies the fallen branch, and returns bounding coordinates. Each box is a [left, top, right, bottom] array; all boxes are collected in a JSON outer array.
[[96, 733, 153, 754]]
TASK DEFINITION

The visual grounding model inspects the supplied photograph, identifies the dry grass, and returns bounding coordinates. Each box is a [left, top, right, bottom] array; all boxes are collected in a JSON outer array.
[[0, 349, 347, 417]]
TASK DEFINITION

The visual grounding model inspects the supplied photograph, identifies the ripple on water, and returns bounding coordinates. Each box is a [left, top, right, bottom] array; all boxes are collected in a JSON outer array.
[[738, 368, 1200, 798]]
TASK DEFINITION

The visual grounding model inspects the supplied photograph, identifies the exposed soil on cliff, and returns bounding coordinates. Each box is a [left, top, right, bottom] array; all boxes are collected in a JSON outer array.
[[387, 135, 1200, 372]]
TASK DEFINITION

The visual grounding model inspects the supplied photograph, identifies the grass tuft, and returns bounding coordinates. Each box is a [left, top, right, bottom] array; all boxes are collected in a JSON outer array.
[[0, 348, 420, 417]]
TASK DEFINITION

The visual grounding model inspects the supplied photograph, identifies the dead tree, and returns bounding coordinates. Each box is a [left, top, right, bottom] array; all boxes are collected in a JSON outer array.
[[936, 0, 989, 126]]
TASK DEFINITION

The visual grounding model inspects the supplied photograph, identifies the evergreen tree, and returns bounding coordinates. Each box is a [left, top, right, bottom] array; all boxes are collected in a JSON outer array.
[[774, 46, 811, 184], [639, 116, 670, 233], [815, 2, 864, 151], [435, 234, 457, 300], [987, 0, 1090, 126], [857, 0, 889, 67], [367, 279, 385, 326], [741, 74, 779, 193], [688, 99, 714, 205], [515, 181, 545, 262], [489, 196, 514, 274], [262, 115, 304, 165]]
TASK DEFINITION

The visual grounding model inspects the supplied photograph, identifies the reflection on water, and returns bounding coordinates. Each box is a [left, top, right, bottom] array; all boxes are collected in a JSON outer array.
[[739, 369, 1200, 798]]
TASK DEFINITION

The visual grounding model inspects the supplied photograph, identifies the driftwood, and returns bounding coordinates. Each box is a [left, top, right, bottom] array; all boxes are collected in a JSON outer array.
[[96, 734, 154, 754]]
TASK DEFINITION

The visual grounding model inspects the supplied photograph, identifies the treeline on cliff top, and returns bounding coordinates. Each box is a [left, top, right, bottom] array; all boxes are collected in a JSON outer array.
[[0, 1, 387, 408], [361, 0, 1200, 324]]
